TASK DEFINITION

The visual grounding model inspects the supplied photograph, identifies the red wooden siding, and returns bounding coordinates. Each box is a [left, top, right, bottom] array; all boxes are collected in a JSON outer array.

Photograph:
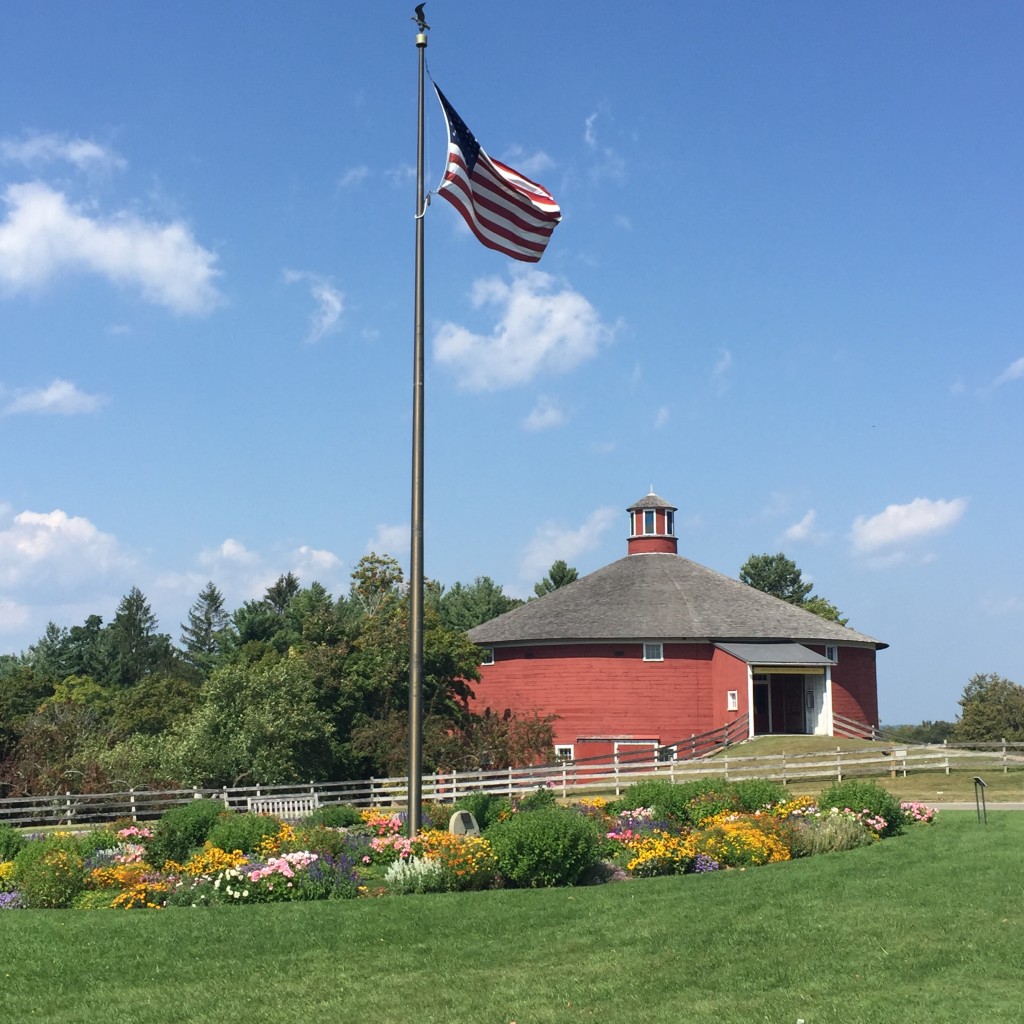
[[830, 646, 879, 726], [471, 641, 754, 749], [471, 640, 880, 746]]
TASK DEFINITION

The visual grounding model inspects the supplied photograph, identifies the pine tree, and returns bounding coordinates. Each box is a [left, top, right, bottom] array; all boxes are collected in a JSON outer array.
[[180, 581, 231, 673]]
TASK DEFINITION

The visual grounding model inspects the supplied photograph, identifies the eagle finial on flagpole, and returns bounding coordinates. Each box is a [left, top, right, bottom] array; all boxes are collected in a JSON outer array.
[[411, 3, 430, 32]]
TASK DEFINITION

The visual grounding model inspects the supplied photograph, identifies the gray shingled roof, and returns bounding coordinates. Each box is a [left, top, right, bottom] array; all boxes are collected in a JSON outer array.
[[714, 642, 835, 666], [628, 491, 677, 510], [468, 552, 885, 649]]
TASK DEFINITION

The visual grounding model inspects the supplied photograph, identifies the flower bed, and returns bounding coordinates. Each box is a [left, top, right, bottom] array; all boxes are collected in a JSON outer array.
[[0, 781, 937, 910]]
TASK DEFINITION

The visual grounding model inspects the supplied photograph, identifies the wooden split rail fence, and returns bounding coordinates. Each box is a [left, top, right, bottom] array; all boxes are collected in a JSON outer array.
[[1, 740, 1020, 828]]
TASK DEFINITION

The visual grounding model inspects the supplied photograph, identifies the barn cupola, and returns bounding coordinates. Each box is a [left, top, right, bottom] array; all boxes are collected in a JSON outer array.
[[627, 491, 678, 555]]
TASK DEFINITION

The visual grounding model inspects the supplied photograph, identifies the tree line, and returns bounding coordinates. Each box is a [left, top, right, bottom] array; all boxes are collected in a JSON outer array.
[[0, 557, 558, 798], [5, 545, 1013, 798]]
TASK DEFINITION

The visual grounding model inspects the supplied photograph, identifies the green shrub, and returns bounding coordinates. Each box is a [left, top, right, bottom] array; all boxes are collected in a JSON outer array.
[[817, 780, 906, 838], [0, 823, 26, 862], [613, 777, 731, 822], [73, 889, 117, 910], [731, 779, 791, 813], [687, 797, 736, 826], [304, 804, 363, 829], [206, 813, 282, 855], [486, 808, 600, 888], [12, 835, 88, 909], [76, 829, 121, 859], [421, 802, 454, 831], [519, 786, 557, 812], [291, 825, 370, 861], [790, 815, 877, 857], [453, 792, 510, 830], [148, 799, 228, 866]]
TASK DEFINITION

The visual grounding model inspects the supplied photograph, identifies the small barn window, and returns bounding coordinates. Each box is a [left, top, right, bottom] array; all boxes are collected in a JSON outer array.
[[480, 647, 494, 666], [643, 642, 663, 662], [644, 509, 656, 534], [825, 645, 838, 662], [554, 745, 574, 763], [726, 690, 739, 711], [657, 744, 677, 762]]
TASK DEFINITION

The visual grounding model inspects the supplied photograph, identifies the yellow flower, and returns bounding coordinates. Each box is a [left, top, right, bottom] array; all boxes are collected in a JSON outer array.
[[181, 844, 248, 877]]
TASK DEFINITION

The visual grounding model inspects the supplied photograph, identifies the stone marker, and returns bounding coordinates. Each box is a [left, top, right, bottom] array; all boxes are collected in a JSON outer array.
[[448, 809, 480, 837]]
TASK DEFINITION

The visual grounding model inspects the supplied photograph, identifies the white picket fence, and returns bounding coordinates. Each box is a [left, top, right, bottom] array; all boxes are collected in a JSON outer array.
[[1, 740, 1020, 828]]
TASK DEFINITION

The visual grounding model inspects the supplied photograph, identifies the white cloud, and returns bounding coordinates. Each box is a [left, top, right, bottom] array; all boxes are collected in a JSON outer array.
[[759, 492, 791, 520], [163, 538, 345, 613], [366, 523, 409, 568], [2, 379, 105, 416], [654, 406, 670, 429], [980, 594, 1024, 616], [337, 166, 370, 188], [0, 182, 221, 314], [0, 508, 128, 590], [0, 596, 31, 634], [523, 395, 566, 431], [582, 111, 626, 184], [499, 145, 555, 179], [292, 544, 341, 578], [199, 538, 260, 568], [712, 349, 733, 393], [992, 356, 1024, 388], [386, 164, 415, 187], [519, 506, 617, 582], [851, 497, 967, 554], [782, 509, 825, 544], [434, 269, 616, 391], [0, 132, 126, 173], [283, 269, 343, 344]]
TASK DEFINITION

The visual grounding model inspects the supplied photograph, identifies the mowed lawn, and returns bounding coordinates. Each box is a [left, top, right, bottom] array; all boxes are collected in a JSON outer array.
[[2, 812, 1021, 1024]]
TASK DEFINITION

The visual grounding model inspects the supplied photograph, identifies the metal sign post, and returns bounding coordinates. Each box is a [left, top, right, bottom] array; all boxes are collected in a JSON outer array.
[[973, 776, 987, 825]]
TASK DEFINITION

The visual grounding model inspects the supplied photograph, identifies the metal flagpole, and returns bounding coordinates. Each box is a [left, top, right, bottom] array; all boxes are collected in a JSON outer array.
[[407, 10, 429, 838]]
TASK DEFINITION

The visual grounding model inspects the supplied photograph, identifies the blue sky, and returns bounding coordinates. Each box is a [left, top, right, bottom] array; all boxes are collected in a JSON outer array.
[[1, 2, 1021, 725]]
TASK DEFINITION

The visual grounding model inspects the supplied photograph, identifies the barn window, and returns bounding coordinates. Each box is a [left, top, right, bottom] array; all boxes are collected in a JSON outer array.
[[480, 647, 494, 666], [643, 642, 663, 662], [554, 745, 574, 763], [644, 509, 656, 534], [657, 744, 677, 762], [727, 690, 739, 711], [825, 645, 838, 662]]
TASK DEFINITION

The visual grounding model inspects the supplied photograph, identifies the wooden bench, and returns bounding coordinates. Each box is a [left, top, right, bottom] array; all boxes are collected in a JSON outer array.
[[246, 793, 320, 821]]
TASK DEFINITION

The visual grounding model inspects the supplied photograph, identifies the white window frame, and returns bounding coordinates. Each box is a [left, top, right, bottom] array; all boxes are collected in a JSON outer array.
[[480, 647, 495, 666], [644, 509, 656, 534], [554, 744, 574, 763], [727, 690, 739, 712], [825, 645, 838, 662], [643, 642, 664, 662], [657, 744, 677, 763]]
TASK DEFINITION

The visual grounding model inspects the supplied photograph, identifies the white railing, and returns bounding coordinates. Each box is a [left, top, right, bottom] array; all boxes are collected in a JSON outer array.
[[1, 740, 1020, 828]]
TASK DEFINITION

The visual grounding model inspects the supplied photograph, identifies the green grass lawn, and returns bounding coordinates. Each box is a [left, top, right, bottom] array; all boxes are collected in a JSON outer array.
[[2, 812, 1021, 1024]]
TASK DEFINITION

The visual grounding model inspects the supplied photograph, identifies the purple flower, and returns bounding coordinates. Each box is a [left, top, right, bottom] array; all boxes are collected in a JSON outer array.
[[0, 891, 24, 910], [690, 854, 720, 874]]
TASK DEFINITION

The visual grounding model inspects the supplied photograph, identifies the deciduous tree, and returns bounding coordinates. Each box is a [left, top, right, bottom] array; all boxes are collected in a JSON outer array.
[[438, 576, 523, 631], [951, 672, 1024, 742], [740, 553, 848, 625], [534, 559, 579, 597]]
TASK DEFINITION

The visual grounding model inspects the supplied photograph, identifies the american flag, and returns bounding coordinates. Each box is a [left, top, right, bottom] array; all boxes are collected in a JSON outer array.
[[434, 85, 561, 263]]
